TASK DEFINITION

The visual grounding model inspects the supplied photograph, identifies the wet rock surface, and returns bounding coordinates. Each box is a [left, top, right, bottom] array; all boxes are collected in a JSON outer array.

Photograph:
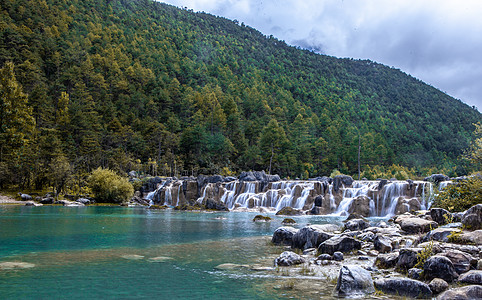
[[374, 277, 432, 298], [334, 265, 375, 297], [274, 251, 305, 266]]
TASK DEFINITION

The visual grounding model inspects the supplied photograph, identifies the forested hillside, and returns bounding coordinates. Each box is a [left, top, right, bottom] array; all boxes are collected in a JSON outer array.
[[0, 0, 480, 190]]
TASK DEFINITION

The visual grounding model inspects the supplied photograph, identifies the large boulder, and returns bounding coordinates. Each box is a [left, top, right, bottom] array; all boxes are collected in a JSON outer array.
[[420, 227, 461, 243], [430, 208, 452, 225], [423, 255, 459, 282], [272, 227, 298, 246], [462, 204, 482, 230], [458, 270, 482, 284], [314, 195, 323, 207], [373, 234, 392, 253], [396, 248, 423, 272], [333, 265, 375, 297], [374, 278, 432, 298], [347, 196, 371, 217], [292, 225, 334, 250], [439, 250, 475, 275], [204, 198, 229, 211], [457, 230, 482, 245], [25, 201, 42, 207], [344, 218, 369, 231], [400, 217, 438, 234], [333, 175, 354, 192], [19, 193, 33, 201], [318, 235, 361, 255], [437, 285, 482, 300], [274, 251, 305, 266]]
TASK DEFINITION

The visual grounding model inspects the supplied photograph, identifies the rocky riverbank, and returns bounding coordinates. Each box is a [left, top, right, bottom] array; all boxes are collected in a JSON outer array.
[[269, 204, 482, 299]]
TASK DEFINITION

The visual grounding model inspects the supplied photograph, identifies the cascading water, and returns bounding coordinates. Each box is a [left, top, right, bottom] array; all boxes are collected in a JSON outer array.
[[150, 177, 436, 217]]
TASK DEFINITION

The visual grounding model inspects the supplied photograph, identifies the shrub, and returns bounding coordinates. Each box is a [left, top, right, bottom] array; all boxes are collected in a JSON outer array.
[[88, 168, 134, 203], [432, 175, 482, 212]]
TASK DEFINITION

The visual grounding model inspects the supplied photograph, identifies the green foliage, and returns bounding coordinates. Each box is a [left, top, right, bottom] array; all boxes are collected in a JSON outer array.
[[414, 240, 434, 269], [88, 168, 134, 203], [0, 0, 480, 190], [467, 122, 482, 170], [361, 164, 415, 180], [433, 175, 482, 212]]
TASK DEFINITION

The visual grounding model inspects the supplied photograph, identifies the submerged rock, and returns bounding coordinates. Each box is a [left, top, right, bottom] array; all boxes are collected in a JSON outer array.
[[333, 265, 375, 297], [252, 215, 272, 222], [281, 218, 296, 225], [121, 255, 144, 260], [374, 278, 432, 298], [148, 256, 173, 263], [0, 261, 35, 270], [274, 251, 305, 266], [214, 263, 249, 270]]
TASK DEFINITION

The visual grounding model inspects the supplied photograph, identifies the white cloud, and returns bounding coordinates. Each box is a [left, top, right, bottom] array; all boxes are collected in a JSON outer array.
[[160, 0, 482, 110]]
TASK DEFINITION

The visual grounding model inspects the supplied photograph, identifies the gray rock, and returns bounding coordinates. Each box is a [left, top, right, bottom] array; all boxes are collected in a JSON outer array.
[[375, 252, 400, 269], [314, 195, 323, 207], [400, 217, 438, 234], [318, 235, 361, 255], [423, 255, 459, 282], [128, 170, 138, 177], [457, 230, 482, 245], [424, 174, 449, 184], [374, 234, 392, 253], [421, 227, 461, 243], [462, 204, 482, 230], [316, 254, 333, 261], [358, 231, 376, 242], [431, 208, 452, 225], [76, 198, 91, 205], [437, 285, 482, 300], [19, 193, 32, 201], [333, 265, 375, 297], [25, 201, 42, 207], [458, 270, 482, 284], [292, 225, 334, 250], [344, 218, 369, 231], [439, 250, 475, 275], [204, 198, 229, 211], [272, 227, 298, 246], [408, 268, 423, 280], [333, 251, 344, 261], [374, 277, 432, 298], [333, 175, 354, 192], [429, 278, 448, 294], [40, 197, 54, 204], [274, 251, 305, 266], [396, 248, 422, 272]]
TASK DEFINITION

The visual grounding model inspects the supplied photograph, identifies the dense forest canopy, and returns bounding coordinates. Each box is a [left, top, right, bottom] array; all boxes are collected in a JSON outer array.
[[0, 0, 480, 191]]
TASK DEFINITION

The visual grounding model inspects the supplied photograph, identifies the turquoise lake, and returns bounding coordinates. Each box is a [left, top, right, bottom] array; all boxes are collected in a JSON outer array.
[[0, 206, 354, 299]]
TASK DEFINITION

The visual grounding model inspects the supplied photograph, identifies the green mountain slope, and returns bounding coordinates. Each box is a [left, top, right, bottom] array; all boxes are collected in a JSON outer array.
[[0, 0, 480, 186]]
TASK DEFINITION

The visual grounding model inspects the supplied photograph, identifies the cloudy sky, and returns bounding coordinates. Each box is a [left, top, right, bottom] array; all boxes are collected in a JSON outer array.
[[161, 0, 482, 111]]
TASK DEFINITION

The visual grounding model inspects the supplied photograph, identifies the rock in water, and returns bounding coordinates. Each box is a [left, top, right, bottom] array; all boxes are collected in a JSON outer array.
[[292, 225, 334, 250], [423, 255, 459, 282], [0, 261, 35, 270], [274, 251, 305, 267], [374, 278, 432, 298], [272, 227, 298, 246], [333, 265, 375, 297], [437, 285, 482, 300], [275, 207, 303, 216]]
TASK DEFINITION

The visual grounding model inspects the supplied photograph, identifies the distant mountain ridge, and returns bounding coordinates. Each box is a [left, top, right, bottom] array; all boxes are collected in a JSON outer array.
[[0, 0, 480, 182]]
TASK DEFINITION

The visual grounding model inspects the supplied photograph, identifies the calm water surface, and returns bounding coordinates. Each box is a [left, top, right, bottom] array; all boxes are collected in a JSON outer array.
[[0, 206, 352, 299]]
